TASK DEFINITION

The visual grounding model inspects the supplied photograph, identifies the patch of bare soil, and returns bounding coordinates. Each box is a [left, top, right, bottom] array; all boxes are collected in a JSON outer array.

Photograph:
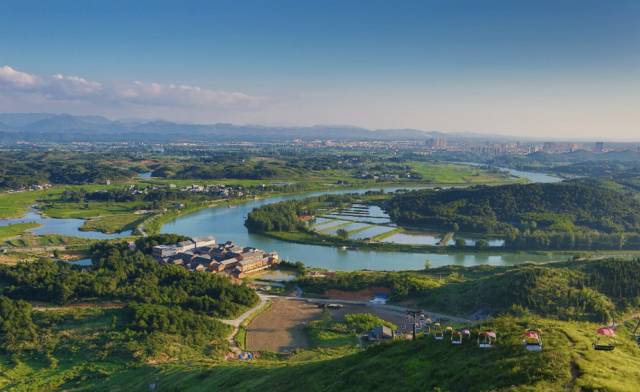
[[245, 298, 322, 352], [323, 286, 390, 301]]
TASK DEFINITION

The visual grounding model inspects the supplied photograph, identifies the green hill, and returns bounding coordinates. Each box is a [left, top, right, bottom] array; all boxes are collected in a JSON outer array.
[[297, 258, 640, 325], [59, 316, 640, 391], [4, 253, 640, 390], [385, 181, 640, 235], [384, 181, 640, 250]]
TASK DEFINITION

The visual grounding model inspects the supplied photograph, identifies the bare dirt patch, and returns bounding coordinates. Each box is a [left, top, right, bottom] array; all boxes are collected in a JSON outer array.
[[323, 286, 390, 301], [329, 304, 407, 326], [245, 298, 322, 352]]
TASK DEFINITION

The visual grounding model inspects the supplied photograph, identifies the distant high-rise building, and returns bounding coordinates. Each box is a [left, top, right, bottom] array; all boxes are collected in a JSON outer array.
[[594, 142, 605, 152], [427, 138, 447, 150]]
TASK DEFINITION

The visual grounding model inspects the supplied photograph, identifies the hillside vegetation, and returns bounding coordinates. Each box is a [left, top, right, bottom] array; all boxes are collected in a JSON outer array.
[[299, 258, 640, 322], [54, 316, 640, 391], [385, 181, 640, 250], [3, 256, 640, 390]]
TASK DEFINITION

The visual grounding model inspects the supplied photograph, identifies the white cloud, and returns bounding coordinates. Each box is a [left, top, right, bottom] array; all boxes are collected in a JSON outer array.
[[47, 74, 104, 99], [113, 80, 262, 107], [0, 65, 264, 110], [0, 65, 40, 88]]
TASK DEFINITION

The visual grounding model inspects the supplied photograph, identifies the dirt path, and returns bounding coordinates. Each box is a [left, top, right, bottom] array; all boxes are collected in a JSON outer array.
[[566, 360, 580, 391]]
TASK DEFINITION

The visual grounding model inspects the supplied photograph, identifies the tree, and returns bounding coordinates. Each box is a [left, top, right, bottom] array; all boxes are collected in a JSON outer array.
[[424, 259, 432, 270], [454, 238, 466, 248], [475, 239, 489, 250], [336, 229, 349, 240], [0, 296, 37, 352]]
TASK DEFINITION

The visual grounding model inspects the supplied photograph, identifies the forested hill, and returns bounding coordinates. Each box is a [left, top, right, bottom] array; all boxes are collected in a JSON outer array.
[[385, 181, 640, 235]]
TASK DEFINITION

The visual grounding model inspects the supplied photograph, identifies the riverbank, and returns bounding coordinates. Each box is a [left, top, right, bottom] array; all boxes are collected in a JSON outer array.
[[146, 177, 512, 236], [260, 228, 640, 256]]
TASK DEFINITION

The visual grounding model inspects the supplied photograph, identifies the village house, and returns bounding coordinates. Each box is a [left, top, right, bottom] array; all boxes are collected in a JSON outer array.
[[152, 244, 178, 258], [192, 235, 216, 248], [368, 325, 394, 341], [151, 237, 279, 277], [175, 240, 196, 253]]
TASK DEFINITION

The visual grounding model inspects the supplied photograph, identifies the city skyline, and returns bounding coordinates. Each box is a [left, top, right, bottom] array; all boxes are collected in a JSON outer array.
[[1, 0, 639, 139]]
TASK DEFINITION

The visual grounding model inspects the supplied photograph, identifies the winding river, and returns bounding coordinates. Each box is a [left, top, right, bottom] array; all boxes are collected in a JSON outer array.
[[161, 169, 564, 271], [0, 211, 130, 240]]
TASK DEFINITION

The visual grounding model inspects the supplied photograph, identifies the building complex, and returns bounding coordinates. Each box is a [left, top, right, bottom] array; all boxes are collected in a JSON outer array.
[[152, 236, 279, 278]]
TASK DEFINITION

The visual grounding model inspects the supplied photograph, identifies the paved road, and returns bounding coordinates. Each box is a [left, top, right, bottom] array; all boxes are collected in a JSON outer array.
[[222, 294, 271, 356], [277, 295, 474, 324], [222, 294, 270, 328], [224, 293, 473, 325]]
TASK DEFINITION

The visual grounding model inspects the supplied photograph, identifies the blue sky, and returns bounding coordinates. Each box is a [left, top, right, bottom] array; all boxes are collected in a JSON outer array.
[[1, 0, 638, 138]]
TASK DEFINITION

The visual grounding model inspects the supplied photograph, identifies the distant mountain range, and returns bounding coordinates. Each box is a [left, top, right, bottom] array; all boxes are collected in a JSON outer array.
[[0, 113, 436, 143], [0, 112, 498, 143]]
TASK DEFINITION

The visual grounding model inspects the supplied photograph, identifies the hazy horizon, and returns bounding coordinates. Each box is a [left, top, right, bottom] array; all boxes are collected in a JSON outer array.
[[1, 0, 638, 139]]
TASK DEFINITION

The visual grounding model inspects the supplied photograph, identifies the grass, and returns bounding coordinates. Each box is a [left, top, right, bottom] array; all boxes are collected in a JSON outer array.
[[0, 222, 40, 240], [305, 317, 361, 348], [409, 162, 518, 184], [32, 315, 639, 391], [235, 300, 273, 351], [264, 229, 533, 255], [40, 201, 145, 219], [0, 191, 45, 218], [2, 234, 96, 252], [81, 213, 149, 234], [371, 227, 402, 241]]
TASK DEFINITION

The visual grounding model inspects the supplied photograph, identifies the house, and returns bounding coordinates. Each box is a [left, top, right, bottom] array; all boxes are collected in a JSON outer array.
[[194, 246, 215, 255], [193, 235, 216, 248], [152, 245, 177, 258], [150, 237, 279, 278], [368, 325, 393, 341], [210, 257, 240, 272], [175, 252, 195, 263], [175, 240, 195, 253], [234, 251, 280, 277], [191, 255, 212, 266]]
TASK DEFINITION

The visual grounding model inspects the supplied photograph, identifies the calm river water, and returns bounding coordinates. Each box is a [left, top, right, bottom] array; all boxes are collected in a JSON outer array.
[[161, 169, 564, 271]]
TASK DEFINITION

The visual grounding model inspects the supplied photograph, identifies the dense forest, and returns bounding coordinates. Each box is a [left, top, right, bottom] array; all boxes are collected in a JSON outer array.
[[385, 180, 640, 236]]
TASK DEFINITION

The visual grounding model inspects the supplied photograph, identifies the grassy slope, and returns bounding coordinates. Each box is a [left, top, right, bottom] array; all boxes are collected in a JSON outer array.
[[409, 162, 516, 184], [0, 222, 40, 240], [0, 191, 44, 218], [61, 317, 640, 391]]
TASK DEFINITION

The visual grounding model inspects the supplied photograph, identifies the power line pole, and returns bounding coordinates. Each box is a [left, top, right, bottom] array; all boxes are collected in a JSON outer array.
[[407, 309, 423, 340]]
